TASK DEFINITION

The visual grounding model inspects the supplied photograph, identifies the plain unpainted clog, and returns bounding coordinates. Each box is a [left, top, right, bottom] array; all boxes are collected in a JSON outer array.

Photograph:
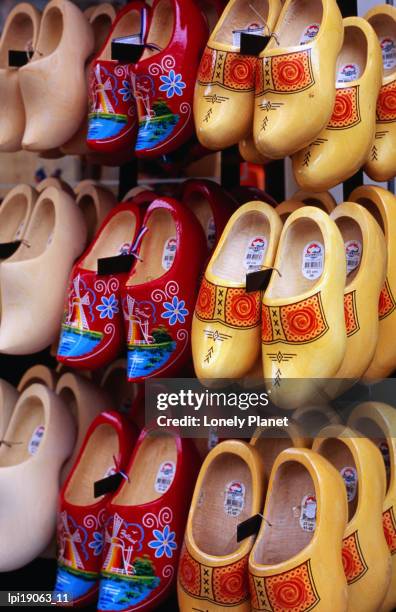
[[17, 364, 58, 392], [364, 4, 396, 182], [194, 0, 282, 150], [178, 439, 265, 612], [312, 425, 392, 612], [253, 0, 344, 159], [0, 383, 76, 572], [248, 447, 348, 612], [19, 0, 94, 151], [292, 17, 383, 191], [193, 201, 282, 380], [0, 184, 38, 259], [0, 186, 86, 355], [75, 182, 117, 244], [0, 379, 19, 439], [293, 403, 342, 444], [262, 206, 346, 409], [36, 176, 75, 198], [348, 402, 396, 612], [348, 185, 396, 379]]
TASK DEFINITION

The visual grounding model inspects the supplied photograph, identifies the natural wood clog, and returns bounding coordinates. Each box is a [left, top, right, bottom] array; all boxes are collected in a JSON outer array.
[[292, 189, 337, 213], [0, 184, 37, 260], [0, 379, 19, 439], [17, 364, 58, 392], [75, 182, 116, 244]]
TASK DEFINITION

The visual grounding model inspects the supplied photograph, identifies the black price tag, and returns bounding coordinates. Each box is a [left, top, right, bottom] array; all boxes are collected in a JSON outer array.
[[94, 472, 124, 497], [8, 50, 32, 67], [237, 514, 263, 542], [0, 241, 21, 259], [97, 254, 135, 276], [240, 33, 270, 56], [111, 40, 144, 62], [246, 269, 272, 293]]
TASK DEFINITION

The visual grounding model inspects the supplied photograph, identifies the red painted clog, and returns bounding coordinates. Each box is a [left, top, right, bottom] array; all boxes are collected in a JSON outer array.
[[54, 411, 137, 607], [131, 0, 208, 158], [181, 179, 235, 255], [87, 2, 150, 154], [97, 425, 200, 612], [121, 197, 207, 381], [57, 203, 143, 371]]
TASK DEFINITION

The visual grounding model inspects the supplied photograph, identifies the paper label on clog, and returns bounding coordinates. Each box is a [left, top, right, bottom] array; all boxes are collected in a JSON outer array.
[[162, 237, 177, 271], [232, 24, 265, 48], [28, 425, 45, 455], [118, 242, 132, 255], [299, 494, 317, 532], [378, 442, 391, 478], [302, 242, 324, 279], [380, 37, 396, 70], [155, 461, 176, 493], [337, 63, 360, 83], [300, 23, 320, 45], [207, 217, 216, 250], [340, 466, 358, 502], [244, 236, 267, 272], [224, 481, 245, 517], [345, 240, 362, 275], [104, 466, 117, 478]]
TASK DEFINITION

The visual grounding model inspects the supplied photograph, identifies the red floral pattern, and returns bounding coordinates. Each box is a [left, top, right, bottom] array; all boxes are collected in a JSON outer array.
[[379, 279, 396, 320], [344, 290, 359, 337], [197, 46, 256, 91], [195, 277, 260, 329], [328, 86, 361, 129], [383, 507, 396, 555], [377, 80, 396, 122], [257, 50, 314, 95], [342, 531, 368, 584]]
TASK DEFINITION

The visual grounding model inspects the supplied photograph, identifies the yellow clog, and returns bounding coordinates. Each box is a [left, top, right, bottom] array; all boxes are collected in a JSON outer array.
[[193, 201, 282, 380], [194, 0, 282, 150], [365, 4, 396, 182], [239, 135, 270, 165], [293, 403, 342, 445], [328, 203, 386, 391], [292, 189, 337, 213], [253, 0, 343, 159], [312, 425, 392, 612], [177, 439, 265, 612], [348, 402, 396, 612], [349, 185, 396, 379], [293, 17, 382, 191], [249, 447, 348, 612], [262, 206, 346, 409], [276, 199, 304, 222]]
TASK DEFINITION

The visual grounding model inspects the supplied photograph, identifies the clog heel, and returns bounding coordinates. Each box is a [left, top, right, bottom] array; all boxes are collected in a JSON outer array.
[[178, 439, 265, 612], [349, 185, 396, 379], [193, 202, 282, 381], [248, 447, 348, 612], [364, 4, 396, 182], [291, 189, 337, 213], [292, 17, 383, 191], [0, 184, 37, 261], [348, 402, 396, 612], [0, 3, 41, 152], [312, 425, 392, 612], [0, 379, 19, 439]]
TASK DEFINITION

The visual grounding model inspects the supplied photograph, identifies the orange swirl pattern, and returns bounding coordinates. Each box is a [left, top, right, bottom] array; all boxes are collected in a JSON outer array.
[[197, 46, 216, 84], [265, 50, 314, 94], [383, 507, 396, 555], [178, 545, 201, 596], [377, 80, 396, 122], [379, 279, 396, 320], [342, 531, 368, 584], [213, 556, 249, 604], [328, 87, 360, 130], [262, 302, 273, 342], [197, 46, 255, 91], [195, 278, 260, 329], [344, 291, 359, 337], [264, 560, 320, 611]]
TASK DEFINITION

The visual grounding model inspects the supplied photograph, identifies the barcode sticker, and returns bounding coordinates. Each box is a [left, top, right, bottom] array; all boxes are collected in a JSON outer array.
[[224, 481, 245, 517], [162, 237, 177, 271], [28, 425, 45, 455], [300, 23, 320, 45], [340, 466, 358, 502], [381, 37, 396, 70], [345, 240, 362, 275], [244, 235, 267, 272], [337, 63, 360, 83], [302, 242, 324, 280], [155, 461, 176, 493], [299, 494, 317, 532]]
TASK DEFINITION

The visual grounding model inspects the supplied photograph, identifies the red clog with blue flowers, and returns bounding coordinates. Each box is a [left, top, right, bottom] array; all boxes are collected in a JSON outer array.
[[54, 411, 137, 607], [57, 203, 143, 371], [97, 425, 200, 612], [121, 197, 207, 381], [87, 2, 150, 154], [131, 0, 208, 158]]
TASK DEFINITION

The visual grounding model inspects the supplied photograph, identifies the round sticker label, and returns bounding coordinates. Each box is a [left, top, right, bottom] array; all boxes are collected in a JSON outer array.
[[155, 461, 176, 493], [162, 237, 177, 270], [340, 466, 358, 502], [381, 37, 396, 70], [345, 240, 362, 275], [337, 63, 360, 83], [302, 242, 324, 280], [244, 235, 267, 272], [299, 495, 317, 532], [224, 481, 245, 517], [28, 425, 45, 455], [300, 23, 320, 45]]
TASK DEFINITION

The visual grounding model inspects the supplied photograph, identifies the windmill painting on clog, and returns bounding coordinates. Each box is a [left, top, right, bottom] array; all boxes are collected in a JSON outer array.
[[57, 203, 143, 371], [87, 2, 149, 154]]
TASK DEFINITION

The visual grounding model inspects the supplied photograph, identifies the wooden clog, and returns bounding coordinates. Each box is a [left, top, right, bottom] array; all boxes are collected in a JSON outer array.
[[276, 199, 304, 222], [100, 358, 145, 429], [17, 364, 58, 392], [36, 176, 75, 197], [0, 184, 37, 260], [239, 136, 270, 165], [75, 182, 116, 244], [292, 189, 337, 213], [0, 379, 19, 439]]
